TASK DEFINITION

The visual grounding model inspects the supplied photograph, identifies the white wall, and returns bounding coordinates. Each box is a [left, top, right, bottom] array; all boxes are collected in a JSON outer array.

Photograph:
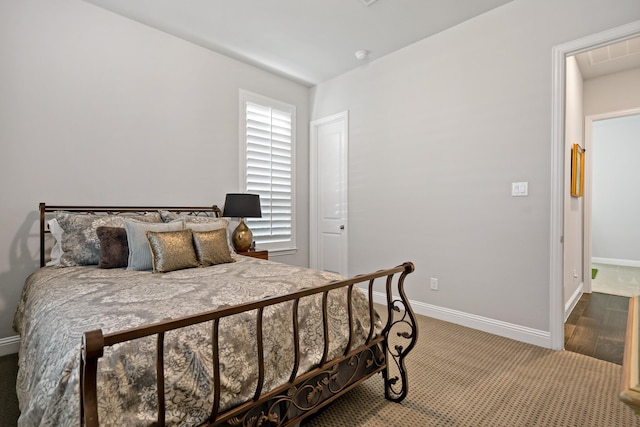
[[310, 0, 640, 343], [592, 114, 640, 264], [2, 0, 639, 350], [0, 0, 310, 341], [563, 56, 584, 317], [584, 68, 640, 116]]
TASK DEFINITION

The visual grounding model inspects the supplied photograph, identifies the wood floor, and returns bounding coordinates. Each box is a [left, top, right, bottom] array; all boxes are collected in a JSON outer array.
[[565, 292, 629, 365]]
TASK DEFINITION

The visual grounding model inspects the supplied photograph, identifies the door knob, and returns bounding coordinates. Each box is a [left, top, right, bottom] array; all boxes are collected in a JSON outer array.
[[339, 225, 345, 230]]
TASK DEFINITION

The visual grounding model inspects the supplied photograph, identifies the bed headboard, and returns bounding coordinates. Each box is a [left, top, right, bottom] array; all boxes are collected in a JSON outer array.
[[39, 203, 222, 268]]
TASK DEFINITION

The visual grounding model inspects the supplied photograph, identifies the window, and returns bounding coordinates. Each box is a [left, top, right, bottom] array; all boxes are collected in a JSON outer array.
[[239, 90, 296, 252]]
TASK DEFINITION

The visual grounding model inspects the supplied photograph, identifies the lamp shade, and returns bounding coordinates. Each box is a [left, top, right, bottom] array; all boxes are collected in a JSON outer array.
[[222, 193, 262, 218]]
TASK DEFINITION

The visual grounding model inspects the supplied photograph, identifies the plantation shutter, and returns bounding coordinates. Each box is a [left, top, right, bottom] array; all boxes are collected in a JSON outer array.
[[244, 101, 293, 247]]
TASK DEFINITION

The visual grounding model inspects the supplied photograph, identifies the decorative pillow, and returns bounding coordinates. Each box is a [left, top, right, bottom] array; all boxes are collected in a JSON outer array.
[[192, 228, 235, 266], [55, 212, 162, 267], [125, 219, 184, 271], [46, 218, 64, 266], [96, 227, 128, 269], [184, 218, 236, 253], [146, 229, 199, 273]]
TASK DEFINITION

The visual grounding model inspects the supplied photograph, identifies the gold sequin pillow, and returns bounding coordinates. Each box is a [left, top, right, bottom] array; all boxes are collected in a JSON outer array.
[[192, 228, 235, 266], [146, 229, 199, 273]]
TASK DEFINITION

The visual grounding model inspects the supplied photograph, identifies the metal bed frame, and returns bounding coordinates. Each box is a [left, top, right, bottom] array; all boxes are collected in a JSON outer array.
[[38, 203, 417, 426]]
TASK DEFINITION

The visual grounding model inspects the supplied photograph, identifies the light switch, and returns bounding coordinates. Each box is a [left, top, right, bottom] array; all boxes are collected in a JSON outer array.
[[512, 182, 528, 197]]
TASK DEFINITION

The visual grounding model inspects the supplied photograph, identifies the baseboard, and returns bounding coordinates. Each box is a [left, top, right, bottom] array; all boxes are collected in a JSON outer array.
[[370, 291, 551, 349], [0, 335, 19, 356], [593, 257, 640, 268], [564, 282, 584, 322]]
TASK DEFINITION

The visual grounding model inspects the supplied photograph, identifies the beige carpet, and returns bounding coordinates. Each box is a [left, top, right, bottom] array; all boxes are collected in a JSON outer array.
[[304, 313, 640, 427], [0, 353, 19, 426]]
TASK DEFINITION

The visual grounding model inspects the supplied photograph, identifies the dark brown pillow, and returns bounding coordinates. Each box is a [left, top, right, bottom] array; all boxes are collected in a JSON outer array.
[[96, 226, 128, 269]]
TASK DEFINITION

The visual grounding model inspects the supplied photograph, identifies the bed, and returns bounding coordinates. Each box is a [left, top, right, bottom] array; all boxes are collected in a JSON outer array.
[[13, 203, 417, 426]]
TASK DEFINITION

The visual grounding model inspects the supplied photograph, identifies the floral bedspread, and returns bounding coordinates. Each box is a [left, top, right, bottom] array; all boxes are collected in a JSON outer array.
[[13, 256, 378, 426]]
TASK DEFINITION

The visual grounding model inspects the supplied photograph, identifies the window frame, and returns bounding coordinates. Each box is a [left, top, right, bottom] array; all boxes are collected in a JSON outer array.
[[238, 89, 297, 254]]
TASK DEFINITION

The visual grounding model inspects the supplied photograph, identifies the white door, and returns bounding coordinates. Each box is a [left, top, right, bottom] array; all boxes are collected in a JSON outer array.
[[310, 112, 348, 276]]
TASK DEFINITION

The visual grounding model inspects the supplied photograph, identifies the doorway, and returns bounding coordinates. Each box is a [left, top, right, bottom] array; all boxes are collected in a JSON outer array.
[[564, 111, 640, 363], [587, 111, 640, 297], [550, 20, 640, 350]]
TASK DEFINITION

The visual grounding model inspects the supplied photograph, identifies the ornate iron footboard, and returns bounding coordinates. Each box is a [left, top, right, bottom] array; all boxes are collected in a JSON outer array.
[[80, 262, 417, 427]]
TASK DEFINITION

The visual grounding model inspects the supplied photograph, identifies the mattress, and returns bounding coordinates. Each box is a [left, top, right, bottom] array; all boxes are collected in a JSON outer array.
[[13, 255, 378, 426]]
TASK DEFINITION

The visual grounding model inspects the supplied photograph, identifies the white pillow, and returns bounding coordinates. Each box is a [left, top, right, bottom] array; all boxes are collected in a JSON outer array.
[[125, 219, 184, 271], [186, 219, 227, 231], [46, 218, 64, 266]]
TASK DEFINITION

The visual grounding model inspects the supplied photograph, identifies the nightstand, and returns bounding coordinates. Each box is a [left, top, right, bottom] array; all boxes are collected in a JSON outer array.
[[237, 249, 268, 260]]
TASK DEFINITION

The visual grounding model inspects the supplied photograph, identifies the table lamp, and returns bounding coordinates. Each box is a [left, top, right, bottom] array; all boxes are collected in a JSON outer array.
[[222, 193, 262, 252]]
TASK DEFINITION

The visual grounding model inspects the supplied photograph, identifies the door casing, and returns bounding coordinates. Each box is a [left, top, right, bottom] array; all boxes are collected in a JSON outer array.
[[550, 20, 640, 350]]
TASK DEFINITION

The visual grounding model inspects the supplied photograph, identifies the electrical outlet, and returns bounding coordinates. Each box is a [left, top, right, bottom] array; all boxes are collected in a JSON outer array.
[[430, 277, 439, 291]]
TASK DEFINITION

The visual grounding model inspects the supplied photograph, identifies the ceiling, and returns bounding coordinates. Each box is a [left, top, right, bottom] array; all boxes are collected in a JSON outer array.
[[84, 0, 514, 86], [575, 37, 640, 79]]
